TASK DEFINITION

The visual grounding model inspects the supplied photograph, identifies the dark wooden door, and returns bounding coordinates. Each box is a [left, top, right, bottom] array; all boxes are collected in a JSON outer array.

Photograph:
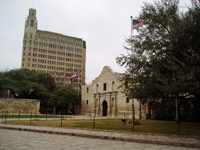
[[103, 100, 107, 116]]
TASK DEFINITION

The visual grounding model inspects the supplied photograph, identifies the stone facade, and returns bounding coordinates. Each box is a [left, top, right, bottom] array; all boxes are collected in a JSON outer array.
[[81, 66, 149, 119], [0, 98, 40, 114]]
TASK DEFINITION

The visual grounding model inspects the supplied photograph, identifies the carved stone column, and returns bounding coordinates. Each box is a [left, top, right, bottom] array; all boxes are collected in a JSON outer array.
[[93, 94, 96, 116], [107, 92, 112, 117], [96, 94, 101, 116], [114, 92, 117, 109], [112, 92, 117, 117], [99, 94, 101, 116]]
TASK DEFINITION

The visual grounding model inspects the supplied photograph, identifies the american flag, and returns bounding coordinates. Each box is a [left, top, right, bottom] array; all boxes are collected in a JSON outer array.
[[132, 19, 143, 30]]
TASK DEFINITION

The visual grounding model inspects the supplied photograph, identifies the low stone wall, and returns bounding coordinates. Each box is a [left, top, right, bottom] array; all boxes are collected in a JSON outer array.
[[0, 98, 40, 114]]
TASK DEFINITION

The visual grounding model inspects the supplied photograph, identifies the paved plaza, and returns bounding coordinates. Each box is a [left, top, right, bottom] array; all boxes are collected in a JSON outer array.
[[0, 129, 199, 150]]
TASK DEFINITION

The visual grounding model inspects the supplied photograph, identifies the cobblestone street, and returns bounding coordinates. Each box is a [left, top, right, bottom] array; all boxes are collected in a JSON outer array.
[[0, 129, 199, 150]]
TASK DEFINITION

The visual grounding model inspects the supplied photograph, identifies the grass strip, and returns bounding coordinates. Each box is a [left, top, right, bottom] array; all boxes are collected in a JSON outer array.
[[4, 119, 200, 136]]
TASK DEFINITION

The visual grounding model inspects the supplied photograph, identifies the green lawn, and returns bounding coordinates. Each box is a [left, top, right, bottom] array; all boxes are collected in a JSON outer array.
[[3, 119, 200, 136]]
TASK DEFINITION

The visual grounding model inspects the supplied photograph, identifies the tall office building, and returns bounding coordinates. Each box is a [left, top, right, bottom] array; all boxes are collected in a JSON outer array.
[[21, 8, 86, 87]]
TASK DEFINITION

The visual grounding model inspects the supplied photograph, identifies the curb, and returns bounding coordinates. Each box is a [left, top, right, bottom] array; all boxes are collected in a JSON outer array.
[[0, 126, 199, 148]]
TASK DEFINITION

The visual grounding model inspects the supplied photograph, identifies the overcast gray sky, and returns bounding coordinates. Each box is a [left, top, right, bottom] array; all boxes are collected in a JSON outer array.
[[0, 0, 190, 84]]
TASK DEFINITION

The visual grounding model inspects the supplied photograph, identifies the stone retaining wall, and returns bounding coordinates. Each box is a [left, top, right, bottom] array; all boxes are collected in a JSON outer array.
[[0, 98, 40, 114]]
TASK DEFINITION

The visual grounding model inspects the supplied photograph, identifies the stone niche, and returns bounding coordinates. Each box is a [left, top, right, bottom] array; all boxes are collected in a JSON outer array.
[[0, 98, 40, 114]]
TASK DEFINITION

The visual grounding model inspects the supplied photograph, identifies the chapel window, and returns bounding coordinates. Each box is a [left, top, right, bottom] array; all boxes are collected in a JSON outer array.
[[112, 81, 114, 90], [96, 84, 99, 93], [103, 83, 107, 91], [126, 97, 130, 103]]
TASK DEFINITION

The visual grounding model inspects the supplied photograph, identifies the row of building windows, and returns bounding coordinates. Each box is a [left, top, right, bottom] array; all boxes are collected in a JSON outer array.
[[35, 35, 82, 48], [25, 33, 83, 48], [38, 59, 46, 63], [75, 54, 82, 58], [23, 52, 46, 58], [48, 55, 56, 59], [57, 57, 65, 61], [48, 50, 56, 54], [29, 63, 80, 72], [57, 62, 65, 66], [47, 66, 55, 70], [39, 49, 47, 53], [25, 48, 81, 58], [74, 64, 81, 68], [74, 59, 82, 63], [24, 40, 83, 53], [66, 58, 73, 62], [39, 54, 47, 58], [57, 52, 65, 56], [31, 64, 46, 68], [74, 69, 81, 73], [48, 60, 56, 64], [23, 58, 80, 68], [57, 67, 64, 71], [67, 53, 73, 57], [66, 63, 73, 67], [33, 41, 48, 47]]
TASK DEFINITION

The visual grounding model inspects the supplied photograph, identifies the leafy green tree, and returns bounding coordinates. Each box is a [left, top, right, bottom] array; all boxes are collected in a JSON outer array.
[[153, 102, 176, 120], [0, 69, 56, 99], [48, 84, 81, 112], [116, 0, 200, 101]]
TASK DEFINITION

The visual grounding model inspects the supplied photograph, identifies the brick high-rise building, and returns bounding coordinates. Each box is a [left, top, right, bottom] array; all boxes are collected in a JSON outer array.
[[21, 8, 86, 88]]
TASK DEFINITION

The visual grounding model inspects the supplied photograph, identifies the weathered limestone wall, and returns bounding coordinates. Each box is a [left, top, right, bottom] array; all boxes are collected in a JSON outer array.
[[0, 98, 40, 114], [82, 66, 149, 119]]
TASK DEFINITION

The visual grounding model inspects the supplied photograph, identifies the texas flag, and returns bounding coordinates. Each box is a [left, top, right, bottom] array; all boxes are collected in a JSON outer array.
[[132, 19, 143, 30], [71, 73, 78, 79]]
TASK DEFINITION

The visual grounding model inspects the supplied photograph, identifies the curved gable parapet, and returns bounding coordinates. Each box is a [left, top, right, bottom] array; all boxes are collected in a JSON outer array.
[[92, 66, 122, 84]]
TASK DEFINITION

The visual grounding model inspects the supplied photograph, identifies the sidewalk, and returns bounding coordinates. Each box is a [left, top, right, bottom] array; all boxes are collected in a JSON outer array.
[[0, 116, 200, 148]]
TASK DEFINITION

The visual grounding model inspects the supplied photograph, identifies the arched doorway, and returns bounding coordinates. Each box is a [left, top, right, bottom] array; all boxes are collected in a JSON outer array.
[[102, 100, 108, 116]]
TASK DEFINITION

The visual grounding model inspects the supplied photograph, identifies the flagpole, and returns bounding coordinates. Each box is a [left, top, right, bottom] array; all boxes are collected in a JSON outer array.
[[131, 16, 133, 53], [78, 73, 79, 96], [130, 16, 134, 132]]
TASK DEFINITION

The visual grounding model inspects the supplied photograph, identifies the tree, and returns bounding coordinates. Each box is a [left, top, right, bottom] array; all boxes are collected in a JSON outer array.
[[116, 0, 200, 102], [0, 69, 56, 99], [48, 84, 81, 112]]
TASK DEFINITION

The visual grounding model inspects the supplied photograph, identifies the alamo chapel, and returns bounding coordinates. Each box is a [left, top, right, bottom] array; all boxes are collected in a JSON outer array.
[[81, 66, 149, 119]]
